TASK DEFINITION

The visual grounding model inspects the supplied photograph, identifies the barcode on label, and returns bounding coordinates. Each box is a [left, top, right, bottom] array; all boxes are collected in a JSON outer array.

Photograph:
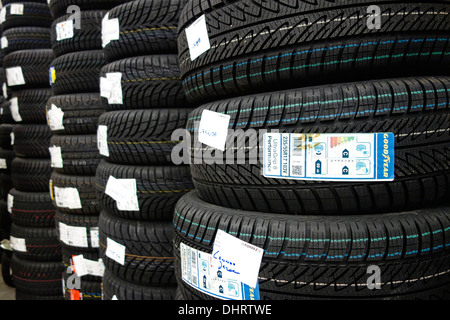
[[292, 166, 303, 176]]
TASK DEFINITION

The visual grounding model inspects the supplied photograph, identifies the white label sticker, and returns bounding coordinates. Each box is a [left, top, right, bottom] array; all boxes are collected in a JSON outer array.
[[0, 159, 7, 169], [90, 227, 99, 248], [72, 255, 105, 277], [59, 222, 88, 247], [97, 125, 109, 157], [47, 103, 65, 131], [49, 146, 63, 168], [6, 67, 25, 86], [1, 36, 8, 49], [101, 13, 120, 48], [9, 97, 22, 122], [180, 242, 261, 300], [106, 238, 125, 266], [185, 14, 211, 61], [10, 236, 26, 252], [10, 4, 24, 15], [263, 133, 395, 181], [56, 19, 74, 41], [111, 295, 118, 300], [54, 187, 82, 209], [10, 132, 14, 146], [0, 8, 6, 24], [7, 194, 14, 213], [100, 73, 123, 104], [105, 176, 139, 211], [198, 109, 230, 151], [2, 83, 8, 98]]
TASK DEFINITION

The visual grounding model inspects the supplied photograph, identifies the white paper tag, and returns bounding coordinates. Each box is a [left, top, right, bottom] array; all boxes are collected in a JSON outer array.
[[10, 236, 27, 252], [1, 36, 8, 49], [10, 4, 24, 15], [212, 230, 263, 288], [97, 125, 109, 157], [111, 295, 118, 300], [10, 132, 14, 145], [185, 14, 211, 61], [6, 67, 25, 86], [49, 146, 63, 168], [2, 83, 8, 98], [90, 227, 99, 248], [54, 186, 82, 209], [59, 222, 88, 247], [0, 159, 7, 169], [0, 8, 6, 24], [7, 194, 13, 213], [9, 97, 22, 122], [56, 19, 74, 41], [106, 238, 125, 266], [105, 176, 139, 211], [72, 255, 105, 277], [102, 13, 120, 47], [198, 109, 230, 151], [100, 73, 123, 104], [47, 103, 65, 131]]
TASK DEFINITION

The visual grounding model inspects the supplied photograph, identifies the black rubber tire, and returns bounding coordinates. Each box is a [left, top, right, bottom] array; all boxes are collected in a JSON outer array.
[[11, 158, 52, 192], [98, 209, 176, 286], [10, 223, 61, 262], [46, 93, 104, 135], [103, 0, 187, 61], [102, 269, 177, 300], [174, 191, 450, 300], [49, 0, 127, 18], [50, 134, 101, 175], [51, 10, 106, 57], [50, 171, 99, 215], [10, 88, 52, 124], [187, 76, 450, 215], [95, 160, 194, 221], [0, 124, 15, 148], [98, 108, 192, 165], [1, 251, 14, 288], [178, 0, 450, 104], [11, 254, 64, 296], [62, 268, 102, 300], [8, 188, 55, 228], [54, 210, 99, 252], [0, 101, 14, 124], [0, 173, 13, 201], [1, 27, 51, 55], [99, 55, 187, 110], [1, 2, 52, 30], [0, 200, 11, 238], [12, 124, 51, 158], [50, 50, 106, 94], [0, 148, 14, 174], [3, 49, 53, 89]]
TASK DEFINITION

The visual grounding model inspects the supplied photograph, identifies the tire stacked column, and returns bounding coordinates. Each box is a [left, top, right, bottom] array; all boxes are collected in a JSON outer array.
[[96, 0, 193, 300], [0, 0, 64, 300], [46, 0, 124, 301], [174, 1, 450, 300]]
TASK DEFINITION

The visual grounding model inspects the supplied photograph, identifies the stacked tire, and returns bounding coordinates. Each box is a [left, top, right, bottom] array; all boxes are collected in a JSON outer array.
[[46, 0, 124, 301], [96, 0, 194, 300], [0, 0, 64, 300], [174, 1, 450, 300]]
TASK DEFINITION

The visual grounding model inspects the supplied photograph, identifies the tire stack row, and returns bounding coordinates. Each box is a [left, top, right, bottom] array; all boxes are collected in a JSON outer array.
[[174, 1, 450, 300], [96, 0, 193, 300], [46, 0, 125, 301], [0, 0, 64, 300]]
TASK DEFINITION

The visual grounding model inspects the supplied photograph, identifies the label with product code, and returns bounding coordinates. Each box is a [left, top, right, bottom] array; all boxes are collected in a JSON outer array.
[[100, 73, 123, 104], [6, 67, 25, 86], [47, 103, 64, 130], [56, 19, 74, 41], [97, 125, 109, 156], [10, 4, 24, 15], [72, 255, 105, 277], [0, 8, 6, 24], [198, 109, 230, 151], [105, 176, 139, 211], [185, 14, 211, 61], [10, 236, 26, 252], [54, 186, 82, 209], [90, 227, 99, 248], [180, 241, 260, 300], [59, 222, 88, 248], [263, 133, 395, 181]]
